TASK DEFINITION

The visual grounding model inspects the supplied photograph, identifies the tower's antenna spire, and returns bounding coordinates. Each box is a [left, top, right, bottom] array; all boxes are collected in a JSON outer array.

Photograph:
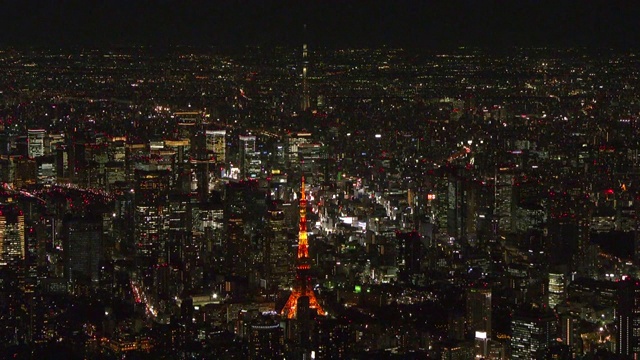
[[301, 24, 310, 111]]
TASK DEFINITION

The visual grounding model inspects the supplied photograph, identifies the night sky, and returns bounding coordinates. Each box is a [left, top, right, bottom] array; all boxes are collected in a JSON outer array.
[[0, 0, 639, 49]]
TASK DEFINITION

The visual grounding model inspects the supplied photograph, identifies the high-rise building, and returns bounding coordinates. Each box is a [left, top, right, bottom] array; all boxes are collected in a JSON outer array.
[[191, 121, 213, 201], [437, 170, 472, 240], [466, 284, 492, 338], [225, 182, 251, 278], [313, 317, 350, 359], [560, 314, 580, 354], [495, 170, 514, 236], [206, 130, 226, 163], [287, 133, 312, 169], [395, 231, 423, 282], [65, 216, 102, 282], [432, 175, 450, 238], [246, 316, 285, 360], [298, 142, 324, 179], [264, 200, 292, 289], [548, 271, 566, 309], [441, 341, 475, 360], [134, 169, 171, 263], [55, 144, 70, 180], [239, 135, 259, 179], [163, 139, 189, 182], [0, 127, 9, 156], [27, 129, 45, 158], [192, 200, 225, 275], [30, 216, 49, 268], [618, 277, 640, 357], [546, 189, 592, 271], [447, 311, 466, 341], [165, 192, 191, 275], [0, 203, 25, 265], [13, 157, 37, 188], [634, 197, 640, 265], [222, 180, 265, 283], [510, 306, 556, 359], [174, 111, 203, 139]]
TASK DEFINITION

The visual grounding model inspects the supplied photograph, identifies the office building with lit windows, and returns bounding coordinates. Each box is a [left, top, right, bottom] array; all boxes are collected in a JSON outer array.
[[618, 277, 640, 358], [134, 169, 171, 263], [548, 271, 566, 309], [510, 306, 556, 359], [206, 130, 226, 163], [0, 203, 25, 265], [246, 316, 284, 360]]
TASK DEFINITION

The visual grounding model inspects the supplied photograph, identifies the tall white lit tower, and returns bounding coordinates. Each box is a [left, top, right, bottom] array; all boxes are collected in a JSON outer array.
[[301, 25, 310, 111]]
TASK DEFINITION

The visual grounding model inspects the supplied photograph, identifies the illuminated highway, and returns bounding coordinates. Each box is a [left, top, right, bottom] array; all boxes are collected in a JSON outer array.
[[130, 277, 158, 319]]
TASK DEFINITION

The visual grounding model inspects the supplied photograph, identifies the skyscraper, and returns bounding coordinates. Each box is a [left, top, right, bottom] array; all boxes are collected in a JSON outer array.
[[395, 231, 423, 282], [618, 277, 640, 357], [192, 200, 225, 276], [466, 284, 492, 338], [192, 120, 212, 202], [134, 169, 171, 264], [265, 200, 292, 290], [0, 203, 25, 266], [495, 170, 514, 236], [174, 111, 203, 139], [239, 135, 259, 179], [287, 133, 312, 168], [510, 305, 556, 359], [246, 316, 285, 360], [633, 197, 640, 265], [227, 216, 247, 277], [165, 193, 199, 290], [548, 271, 566, 309], [313, 317, 350, 359], [27, 129, 45, 158], [225, 182, 251, 278], [65, 215, 102, 282], [206, 130, 226, 164], [560, 314, 580, 355]]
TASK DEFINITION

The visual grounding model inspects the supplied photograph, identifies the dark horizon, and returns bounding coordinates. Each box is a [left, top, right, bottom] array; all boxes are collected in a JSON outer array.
[[0, 0, 639, 49]]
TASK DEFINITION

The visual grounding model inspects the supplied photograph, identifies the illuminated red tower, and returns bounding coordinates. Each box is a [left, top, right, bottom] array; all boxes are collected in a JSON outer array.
[[281, 176, 325, 319]]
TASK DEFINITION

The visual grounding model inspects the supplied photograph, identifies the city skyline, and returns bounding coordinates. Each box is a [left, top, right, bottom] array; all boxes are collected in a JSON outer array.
[[3, 2, 640, 358]]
